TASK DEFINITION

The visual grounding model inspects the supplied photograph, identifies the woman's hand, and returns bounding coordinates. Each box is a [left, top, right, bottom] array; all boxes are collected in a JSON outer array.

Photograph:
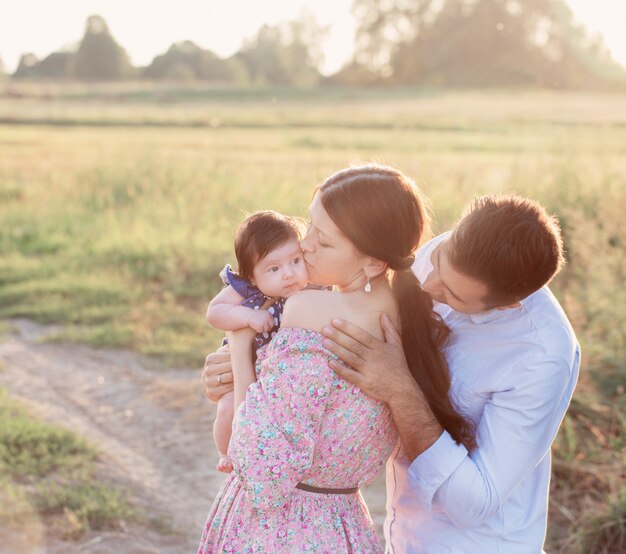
[[201, 344, 234, 403]]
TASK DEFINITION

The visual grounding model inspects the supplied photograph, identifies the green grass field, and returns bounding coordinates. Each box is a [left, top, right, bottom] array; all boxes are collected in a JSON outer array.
[[0, 387, 135, 540], [1, 83, 624, 552]]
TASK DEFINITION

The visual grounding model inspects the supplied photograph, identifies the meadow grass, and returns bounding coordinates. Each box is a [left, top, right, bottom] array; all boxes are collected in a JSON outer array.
[[0, 387, 135, 538], [0, 84, 624, 551]]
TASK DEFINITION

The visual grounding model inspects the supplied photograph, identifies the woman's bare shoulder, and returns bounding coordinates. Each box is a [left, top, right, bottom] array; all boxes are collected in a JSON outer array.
[[281, 290, 340, 333], [282, 289, 391, 339]]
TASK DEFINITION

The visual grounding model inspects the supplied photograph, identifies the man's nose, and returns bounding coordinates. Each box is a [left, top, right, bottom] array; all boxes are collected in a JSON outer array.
[[422, 271, 440, 294]]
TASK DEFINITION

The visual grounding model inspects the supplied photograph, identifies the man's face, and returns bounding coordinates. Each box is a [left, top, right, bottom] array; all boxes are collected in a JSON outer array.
[[422, 240, 491, 314]]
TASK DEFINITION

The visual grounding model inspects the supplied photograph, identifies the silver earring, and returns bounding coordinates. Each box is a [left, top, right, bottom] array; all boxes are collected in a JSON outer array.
[[364, 277, 372, 293]]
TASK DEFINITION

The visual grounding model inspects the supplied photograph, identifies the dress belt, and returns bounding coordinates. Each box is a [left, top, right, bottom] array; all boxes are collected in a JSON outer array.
[[296, 482, 359, 495]]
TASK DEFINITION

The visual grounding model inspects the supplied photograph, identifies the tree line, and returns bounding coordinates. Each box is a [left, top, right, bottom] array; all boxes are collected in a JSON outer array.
[[7, 15, 323, 87], [3, 1, 625, 88]]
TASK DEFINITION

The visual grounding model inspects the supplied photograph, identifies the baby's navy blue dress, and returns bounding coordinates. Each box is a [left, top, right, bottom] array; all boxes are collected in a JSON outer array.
[[219, 264, 285, 351]]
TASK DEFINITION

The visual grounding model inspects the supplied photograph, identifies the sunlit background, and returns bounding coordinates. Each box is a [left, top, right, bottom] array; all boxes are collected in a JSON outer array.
[[1, 0, 625, 75], [0, 2, 624, 554]]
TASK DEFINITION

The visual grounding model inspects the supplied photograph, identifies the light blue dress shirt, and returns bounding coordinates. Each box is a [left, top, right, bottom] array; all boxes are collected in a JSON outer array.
[[385, 233, 581, 554]]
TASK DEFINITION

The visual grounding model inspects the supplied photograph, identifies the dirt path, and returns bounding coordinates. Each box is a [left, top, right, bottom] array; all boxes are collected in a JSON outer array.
[[0, 319, 222, 553], [0, 319, 387, 553]]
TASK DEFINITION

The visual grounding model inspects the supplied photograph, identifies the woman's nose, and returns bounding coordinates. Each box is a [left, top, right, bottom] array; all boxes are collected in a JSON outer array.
[[300, 235, 314, 253]]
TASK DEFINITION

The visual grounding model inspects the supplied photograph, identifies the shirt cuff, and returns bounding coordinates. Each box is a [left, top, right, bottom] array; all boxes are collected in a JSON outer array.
[[407, 430, 468, 510]]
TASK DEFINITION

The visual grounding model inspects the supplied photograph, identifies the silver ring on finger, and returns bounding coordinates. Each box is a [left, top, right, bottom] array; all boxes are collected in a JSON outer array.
[[217, 373, 223, 385]]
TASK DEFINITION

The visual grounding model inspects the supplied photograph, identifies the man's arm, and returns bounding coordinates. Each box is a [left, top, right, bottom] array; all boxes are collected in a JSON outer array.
[[386, 379, 445, 461], [324, 315, 578, 528], [421, 353, 576, 528]]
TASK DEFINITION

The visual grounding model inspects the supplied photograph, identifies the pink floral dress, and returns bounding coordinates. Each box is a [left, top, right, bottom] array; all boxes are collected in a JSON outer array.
[[198, 328, 398, 553]]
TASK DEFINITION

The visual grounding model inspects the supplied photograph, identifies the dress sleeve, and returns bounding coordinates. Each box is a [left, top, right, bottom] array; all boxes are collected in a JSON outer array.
[[219, 264, 253, 299], [228, 342, 335, 510]]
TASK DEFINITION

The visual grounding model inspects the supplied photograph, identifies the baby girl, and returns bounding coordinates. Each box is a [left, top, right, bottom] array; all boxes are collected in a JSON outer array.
[[206, 210, 309, 472]]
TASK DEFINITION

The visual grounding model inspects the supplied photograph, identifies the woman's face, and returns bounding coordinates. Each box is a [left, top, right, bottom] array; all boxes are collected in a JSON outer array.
[[300, 195, 369, 291]]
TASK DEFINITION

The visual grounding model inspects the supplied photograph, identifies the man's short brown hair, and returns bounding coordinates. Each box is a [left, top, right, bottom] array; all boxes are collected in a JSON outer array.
[[448, 195, 565, 307]]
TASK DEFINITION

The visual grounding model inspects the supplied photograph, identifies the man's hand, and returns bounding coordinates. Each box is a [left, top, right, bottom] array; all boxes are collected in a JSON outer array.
[[247, 309, 275, 334], [201, 344, 234, 403], [323, 313, 444, 460], [322, 313, 415, 403]]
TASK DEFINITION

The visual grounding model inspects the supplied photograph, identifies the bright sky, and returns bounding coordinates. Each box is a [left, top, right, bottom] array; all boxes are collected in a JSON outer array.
[[1, 0, 624, 75]]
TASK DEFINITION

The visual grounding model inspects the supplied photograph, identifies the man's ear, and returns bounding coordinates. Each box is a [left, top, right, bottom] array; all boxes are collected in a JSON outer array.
[[364, 257, 388, 279]]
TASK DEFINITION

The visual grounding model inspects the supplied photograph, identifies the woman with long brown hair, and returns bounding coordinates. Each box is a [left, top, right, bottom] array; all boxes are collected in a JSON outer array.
[[198, 164, 474, 553]]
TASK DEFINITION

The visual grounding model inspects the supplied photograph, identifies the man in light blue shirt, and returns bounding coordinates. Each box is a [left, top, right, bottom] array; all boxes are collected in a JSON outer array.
[[325, 195, 580, 553]]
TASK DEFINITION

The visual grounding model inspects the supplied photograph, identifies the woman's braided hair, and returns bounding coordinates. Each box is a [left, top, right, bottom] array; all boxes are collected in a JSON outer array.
[[318, 164, 476, 450]]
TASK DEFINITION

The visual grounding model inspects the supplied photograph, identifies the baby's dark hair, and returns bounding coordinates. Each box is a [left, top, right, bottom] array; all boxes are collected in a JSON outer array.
[[234, 210, 303, 281]]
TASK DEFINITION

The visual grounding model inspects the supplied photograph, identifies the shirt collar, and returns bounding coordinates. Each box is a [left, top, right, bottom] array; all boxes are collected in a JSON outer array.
[[433, 300, 454, 320], [469, 309, 504, 324], [469, 304, 522, 325]]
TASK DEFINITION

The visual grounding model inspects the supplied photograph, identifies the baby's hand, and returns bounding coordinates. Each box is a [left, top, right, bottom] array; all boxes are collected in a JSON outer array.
[[248, 309, 275, 334]]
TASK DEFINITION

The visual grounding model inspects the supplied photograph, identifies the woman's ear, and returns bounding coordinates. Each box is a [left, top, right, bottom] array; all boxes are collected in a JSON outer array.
[[363, 258, 388, 279]]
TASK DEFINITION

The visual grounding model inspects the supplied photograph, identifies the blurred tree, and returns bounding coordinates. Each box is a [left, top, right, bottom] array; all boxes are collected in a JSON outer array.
[[324, 60, 382, 86], [349, 0, 625, 87], [13, 53, 39, 79], [238, 25, 290, 85], [36, 51, 76, 78], [73, 15, 134, 80], [237, 13, 327, 86], [144, 41, 248, 83]]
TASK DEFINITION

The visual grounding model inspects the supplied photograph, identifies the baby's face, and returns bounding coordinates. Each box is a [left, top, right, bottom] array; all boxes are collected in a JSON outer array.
[[251, 239, 309, 298]]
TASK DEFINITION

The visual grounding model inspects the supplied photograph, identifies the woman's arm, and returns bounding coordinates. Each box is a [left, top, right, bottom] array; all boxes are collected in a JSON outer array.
[[226, 328, 258, 413]]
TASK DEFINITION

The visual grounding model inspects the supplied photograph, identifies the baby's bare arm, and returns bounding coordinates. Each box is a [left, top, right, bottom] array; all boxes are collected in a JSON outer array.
[[207, 286, 256, 330], [208, 286, 276, 333]]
